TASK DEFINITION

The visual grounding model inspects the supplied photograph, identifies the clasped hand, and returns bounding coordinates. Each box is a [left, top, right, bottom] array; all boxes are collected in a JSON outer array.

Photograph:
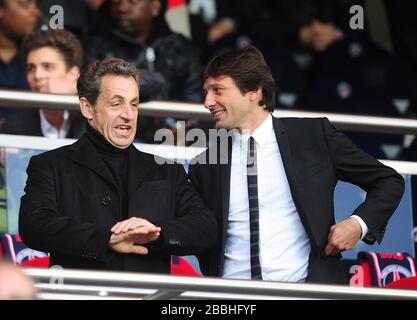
[[109, 217, 161, 255]]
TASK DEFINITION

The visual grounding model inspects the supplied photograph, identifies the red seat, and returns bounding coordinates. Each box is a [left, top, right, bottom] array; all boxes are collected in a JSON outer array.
[[170, 256, 202, 277], [385, 276, 417, 290]]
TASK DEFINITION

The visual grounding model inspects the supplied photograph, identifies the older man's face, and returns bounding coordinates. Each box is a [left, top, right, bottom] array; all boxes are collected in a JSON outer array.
[[90, 75, 139, 148]]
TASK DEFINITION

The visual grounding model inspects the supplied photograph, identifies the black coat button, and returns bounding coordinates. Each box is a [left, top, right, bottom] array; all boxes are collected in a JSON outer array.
[[102, 195, 111, 206]]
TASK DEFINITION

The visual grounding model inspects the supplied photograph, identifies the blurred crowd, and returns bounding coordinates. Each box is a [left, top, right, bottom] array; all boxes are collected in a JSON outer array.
[[0, 0, 417, 160]]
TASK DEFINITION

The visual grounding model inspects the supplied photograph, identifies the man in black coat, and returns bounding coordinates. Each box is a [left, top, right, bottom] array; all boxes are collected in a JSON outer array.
[[188, 46, 404, 284], [19, 58, 218, 273]]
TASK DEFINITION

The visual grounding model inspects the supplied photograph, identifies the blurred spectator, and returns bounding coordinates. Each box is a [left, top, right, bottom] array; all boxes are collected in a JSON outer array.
[[288, 0, 369, 81], [299, 38, 416, 159], [0, 0, 40, 124], [292, 0, 417, 118], [0, 29, 86, 138], [84, 0, 203, 143], [301, 39, 417, 114], [206, 0, 295, 50], [201, 5, 305, 110], [293, 0, 368, 48], [204, 33, 304, 110], [85, 0, 202, 103], [191, 0, 292, 58], [384, 0, 417, 72], [288, 1, 417, 160], [0, 263, 36, 300], [298, 18, 343, 53]]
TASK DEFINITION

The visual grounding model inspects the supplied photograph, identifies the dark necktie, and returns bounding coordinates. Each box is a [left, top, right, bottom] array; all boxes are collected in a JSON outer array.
[[247, 136, 262, 280]]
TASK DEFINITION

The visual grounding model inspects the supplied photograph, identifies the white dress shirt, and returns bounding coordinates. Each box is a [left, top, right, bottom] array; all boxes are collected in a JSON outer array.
[[40, 110, 70, 138], [222, 114, 367, 282]]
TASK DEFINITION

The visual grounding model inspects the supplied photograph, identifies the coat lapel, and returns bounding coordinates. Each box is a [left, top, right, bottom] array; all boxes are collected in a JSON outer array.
[[65, 135, 117, 189]]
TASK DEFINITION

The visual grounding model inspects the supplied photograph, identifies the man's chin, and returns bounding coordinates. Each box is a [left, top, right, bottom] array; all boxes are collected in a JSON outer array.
[[109, 135, 134, 149], [215, 121, 227, 129], [114, 141, 132, 149]]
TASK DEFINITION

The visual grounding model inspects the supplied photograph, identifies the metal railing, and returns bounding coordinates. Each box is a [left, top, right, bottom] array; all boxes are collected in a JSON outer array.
[[0, 134, 416, 174], [1, 90, 417, 134], [23, 268, 417, 300]]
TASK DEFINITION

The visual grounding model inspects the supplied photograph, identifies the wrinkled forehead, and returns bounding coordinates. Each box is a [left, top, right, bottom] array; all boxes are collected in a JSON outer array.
[[98, 75, 139, 100]]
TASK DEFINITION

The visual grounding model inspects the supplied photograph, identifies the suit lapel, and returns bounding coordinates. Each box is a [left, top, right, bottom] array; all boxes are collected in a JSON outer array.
[[65, 135, 117, 189], [272, 117, 314, 244]]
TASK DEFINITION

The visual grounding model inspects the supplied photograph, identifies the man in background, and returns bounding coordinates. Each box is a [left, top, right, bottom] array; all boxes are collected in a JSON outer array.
[[0, 29, 86, 138], [85, 0, 203, 142]]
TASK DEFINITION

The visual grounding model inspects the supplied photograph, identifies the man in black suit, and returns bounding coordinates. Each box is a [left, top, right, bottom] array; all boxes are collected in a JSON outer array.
[[189, 46, 404, 284], [19, 58, 217, 273], [0, 29, 86, 139]]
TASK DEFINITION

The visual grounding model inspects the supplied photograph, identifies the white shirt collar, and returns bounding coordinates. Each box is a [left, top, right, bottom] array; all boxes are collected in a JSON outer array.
[[40, 110, 70, 138], [234, 113, 274, 148], [251, 113, 273, 148]]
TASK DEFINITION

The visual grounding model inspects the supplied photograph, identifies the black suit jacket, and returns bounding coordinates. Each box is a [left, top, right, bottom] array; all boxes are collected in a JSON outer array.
[[19, 134, 218, 273], [189, 117, 404, 284], [0, 109, 86, 138]]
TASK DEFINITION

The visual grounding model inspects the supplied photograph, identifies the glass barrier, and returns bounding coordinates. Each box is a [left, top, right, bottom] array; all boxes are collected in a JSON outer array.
[[0, 134, 415, 271]]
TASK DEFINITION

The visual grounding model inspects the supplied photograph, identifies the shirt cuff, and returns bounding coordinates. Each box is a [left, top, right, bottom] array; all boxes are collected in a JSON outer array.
[[350, 215, 368, 240]]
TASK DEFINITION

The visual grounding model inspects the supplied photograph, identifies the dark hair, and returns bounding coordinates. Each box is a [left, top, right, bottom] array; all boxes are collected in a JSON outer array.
[[21, 29, 83, 69], [77, 58, 139, 106], [204, 45, 276, 112]]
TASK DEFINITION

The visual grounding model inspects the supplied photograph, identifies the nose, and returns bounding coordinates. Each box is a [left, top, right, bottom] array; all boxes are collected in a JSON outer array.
[[120, 105, 137, 121], [204, 92, 216, 110], [32, 5, 41, 18], [33, 67, 46, 81]]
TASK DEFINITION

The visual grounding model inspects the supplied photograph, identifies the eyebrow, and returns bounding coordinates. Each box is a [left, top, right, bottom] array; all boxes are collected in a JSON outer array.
[[205, 83, 225, 89], [26, 61, 56, 67], [109, 95, 139, 102]]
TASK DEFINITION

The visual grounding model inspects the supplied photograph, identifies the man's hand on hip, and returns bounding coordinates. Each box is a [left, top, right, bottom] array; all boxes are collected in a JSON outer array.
[[325, 217, 362, 256]]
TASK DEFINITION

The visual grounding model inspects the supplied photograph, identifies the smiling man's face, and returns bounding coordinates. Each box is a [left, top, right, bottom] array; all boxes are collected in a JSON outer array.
[[203, 76, 254, 130]]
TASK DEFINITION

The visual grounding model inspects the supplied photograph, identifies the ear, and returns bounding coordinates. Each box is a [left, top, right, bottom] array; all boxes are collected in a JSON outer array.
[[67, 66, 80, 81], [249, 88, 262, 103], [79, 97, 94, 121], [151, 0, 161, 17]]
